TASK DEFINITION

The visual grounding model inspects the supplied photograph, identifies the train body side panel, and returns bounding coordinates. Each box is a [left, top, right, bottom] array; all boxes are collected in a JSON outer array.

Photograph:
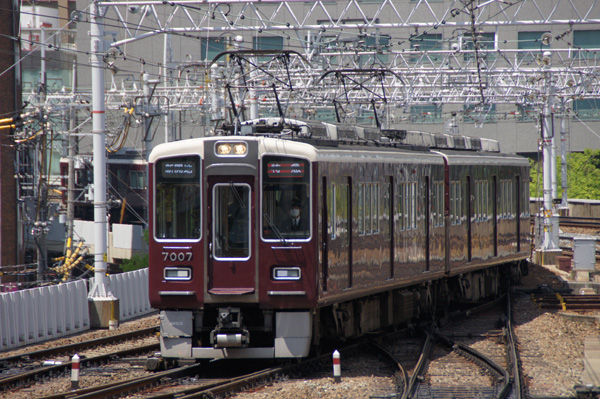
[[148, 159, 205, 310], [257, 162, 318, 309]]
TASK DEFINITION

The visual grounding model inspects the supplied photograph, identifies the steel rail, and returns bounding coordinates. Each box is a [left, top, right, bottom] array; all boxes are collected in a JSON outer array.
[[506, 290, 523, 399], [403, 332, 434, 399], [369, 341, 409, 398], [0, 325, 158, 365], [0, 343, 159, 391]]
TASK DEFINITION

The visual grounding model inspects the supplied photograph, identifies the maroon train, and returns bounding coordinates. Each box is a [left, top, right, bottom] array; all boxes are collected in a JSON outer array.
[[147, 118, 530, 362]]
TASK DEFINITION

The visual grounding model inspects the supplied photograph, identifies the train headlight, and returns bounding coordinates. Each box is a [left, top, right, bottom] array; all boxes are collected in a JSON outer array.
[[216, 143, 232, 155], [164, 267, 192, 281], [272, 266, 301, 281], [233, 143, 247, 155], [215, 142, 247, 156]]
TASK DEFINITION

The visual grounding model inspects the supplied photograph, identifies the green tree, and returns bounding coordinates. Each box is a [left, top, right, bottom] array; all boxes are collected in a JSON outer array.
[[529, 149, 600, 200]]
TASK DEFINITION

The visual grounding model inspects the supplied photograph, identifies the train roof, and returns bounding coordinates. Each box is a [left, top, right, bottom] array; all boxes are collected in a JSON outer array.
[[215, 118, 501, 153]]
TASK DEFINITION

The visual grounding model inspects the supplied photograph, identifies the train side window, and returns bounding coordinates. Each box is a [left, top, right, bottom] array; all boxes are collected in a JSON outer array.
[[409, 182, 416, 230], [397, 182, 405, 231], [406, 182, 412, 230], [433, 181, 444, 227], [358, 183, 364, 235], [373, 183, 380, 234], [483, 180, 489, 221], [509, 180, 513, 218], [335, 182, 348, 237], [474, 180, 480, 222], [329, 183, 336, 239], [450, 181, 462, 226], [365, 183, 372, 235], [497, 181, 502, 220], [382, 181, 390, 235], [503, 180, 508, 219]]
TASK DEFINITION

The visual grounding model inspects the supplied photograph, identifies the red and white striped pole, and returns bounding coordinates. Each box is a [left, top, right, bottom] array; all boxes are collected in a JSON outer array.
[[71, 354, 80, 389], [332, 350, 341, 383]]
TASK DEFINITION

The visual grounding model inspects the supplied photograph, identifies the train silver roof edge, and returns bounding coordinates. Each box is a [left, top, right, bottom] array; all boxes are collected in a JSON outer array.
[[225, 118, 500, 153]]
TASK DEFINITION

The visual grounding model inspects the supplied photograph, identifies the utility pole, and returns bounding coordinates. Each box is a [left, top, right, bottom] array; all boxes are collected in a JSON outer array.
[[87, 0, 118, 328], [66, 63, 77, 245], [35, 27, 48, 281], [163, 33, 173, 143]]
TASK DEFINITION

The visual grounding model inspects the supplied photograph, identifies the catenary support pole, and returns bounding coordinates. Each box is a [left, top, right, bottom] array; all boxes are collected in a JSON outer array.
[[559, 103, 569, 210], [537, 51, 561, 265], [88, 0, 118, 327]]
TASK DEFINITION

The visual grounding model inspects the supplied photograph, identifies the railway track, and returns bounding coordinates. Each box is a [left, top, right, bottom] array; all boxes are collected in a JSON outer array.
[[36, 345, 360, 399], [371, 294, 523, 399], [0, 326, 159, 392], [530, 216, 600, 230], [532, 293, 600, 310], [559, 216, 600, 230]]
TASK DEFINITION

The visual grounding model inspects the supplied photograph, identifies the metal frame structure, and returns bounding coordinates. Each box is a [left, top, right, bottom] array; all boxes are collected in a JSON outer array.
[[14, 0, 600, 278]]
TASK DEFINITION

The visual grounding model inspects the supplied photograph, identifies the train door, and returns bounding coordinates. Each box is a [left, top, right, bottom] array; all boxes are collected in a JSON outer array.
[[206, 176, 256, 295]]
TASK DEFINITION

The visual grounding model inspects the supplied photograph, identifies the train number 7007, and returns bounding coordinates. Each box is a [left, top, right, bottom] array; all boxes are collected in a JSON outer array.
[[162, 251, 193, 262]]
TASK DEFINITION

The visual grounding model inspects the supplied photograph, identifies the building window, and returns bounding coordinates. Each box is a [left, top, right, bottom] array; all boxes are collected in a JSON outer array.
[[516, 104, 537, 122], [410, 104, 442, 123], [130, 170, 146, 190], [517, 31, 550, 63], [253, 36, 284, 51], [201, 37, 226, 61], [573, 99, 600, 121], [463, 104, 496, 124], [573, 30, 600, 60], [410, 33, 442, 63], [359, 34, 390, 66], [463, 32, 496, 62]]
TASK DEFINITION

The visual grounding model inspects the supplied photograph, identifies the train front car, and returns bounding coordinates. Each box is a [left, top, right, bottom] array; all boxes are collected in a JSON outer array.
[[148, 137, 317, 362]]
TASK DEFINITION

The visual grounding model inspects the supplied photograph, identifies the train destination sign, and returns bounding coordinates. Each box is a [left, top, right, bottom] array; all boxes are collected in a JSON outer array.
[[161, 159, 197, 179], [267, 161, 305, 178]]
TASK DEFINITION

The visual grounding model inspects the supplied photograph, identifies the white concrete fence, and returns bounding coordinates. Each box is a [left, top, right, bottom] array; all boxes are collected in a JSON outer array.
[[0, 268, 153, 352]]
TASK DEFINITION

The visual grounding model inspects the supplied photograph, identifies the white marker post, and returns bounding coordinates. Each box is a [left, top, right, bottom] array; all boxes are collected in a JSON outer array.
[[332, 350, 341, 383], [71, 354, 80, 389]]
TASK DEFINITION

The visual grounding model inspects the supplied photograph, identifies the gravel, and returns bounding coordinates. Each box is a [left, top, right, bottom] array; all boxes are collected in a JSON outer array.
[[2, 263, 598, 399]]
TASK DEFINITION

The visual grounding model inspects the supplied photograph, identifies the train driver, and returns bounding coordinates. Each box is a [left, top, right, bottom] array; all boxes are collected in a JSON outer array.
[[287, 198, 307, 233]]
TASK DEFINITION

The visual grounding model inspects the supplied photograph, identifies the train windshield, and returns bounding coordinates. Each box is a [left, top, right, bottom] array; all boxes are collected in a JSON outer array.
[[262, 156, 310, 240], [154, 156, 201, 240]]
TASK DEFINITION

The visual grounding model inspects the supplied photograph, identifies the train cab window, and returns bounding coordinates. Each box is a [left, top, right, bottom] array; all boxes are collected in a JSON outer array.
[[154, 156, 201, 240], [262, 156, 310, 240], [213, 184, 250, 259]]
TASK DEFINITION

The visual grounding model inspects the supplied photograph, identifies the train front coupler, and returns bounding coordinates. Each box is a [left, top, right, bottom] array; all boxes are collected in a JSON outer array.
[[209, 307, 250, 348]]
